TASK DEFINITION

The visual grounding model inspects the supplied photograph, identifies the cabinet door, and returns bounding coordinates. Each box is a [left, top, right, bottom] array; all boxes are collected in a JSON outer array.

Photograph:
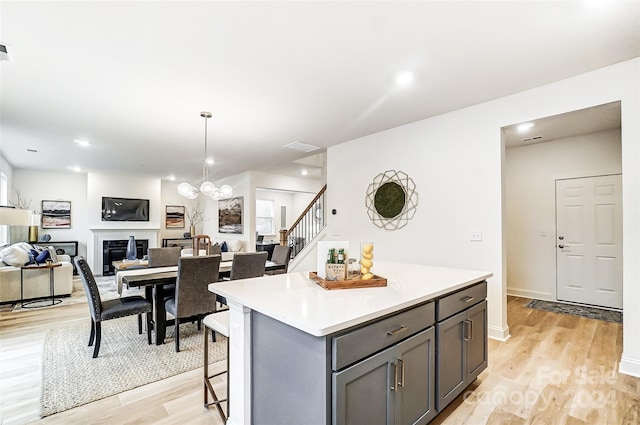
[[333, 345, 396, 425], [436, 310, 465, 411], [395, 327, 436, 425], [466, 300, 487, 382]]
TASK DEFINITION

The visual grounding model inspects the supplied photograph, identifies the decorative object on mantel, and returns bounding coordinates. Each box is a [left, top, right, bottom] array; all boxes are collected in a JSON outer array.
[[125, 235, 137, 260], [365, 170, 418, 230], [41, 200, 71, 228], [177, 111, 233, 200]]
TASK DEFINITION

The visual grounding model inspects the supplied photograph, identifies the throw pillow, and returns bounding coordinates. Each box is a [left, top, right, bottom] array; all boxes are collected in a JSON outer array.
[[35, 249, 50, 264], [228, 239, 243, 252], [221, 241, 228, 252], [0, 242, 32, 267], [46, 246, 58, 263]]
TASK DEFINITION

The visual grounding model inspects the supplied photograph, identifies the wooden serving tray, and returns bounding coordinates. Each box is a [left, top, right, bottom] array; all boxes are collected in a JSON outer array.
[[309, 271, 387, 290]]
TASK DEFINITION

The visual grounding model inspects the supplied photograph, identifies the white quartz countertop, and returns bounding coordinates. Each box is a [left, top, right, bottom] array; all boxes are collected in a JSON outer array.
[[208, 262, 492, 337]]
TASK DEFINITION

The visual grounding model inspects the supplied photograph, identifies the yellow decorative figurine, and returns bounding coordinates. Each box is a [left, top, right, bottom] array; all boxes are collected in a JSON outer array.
[[360, 242, 374, 280]]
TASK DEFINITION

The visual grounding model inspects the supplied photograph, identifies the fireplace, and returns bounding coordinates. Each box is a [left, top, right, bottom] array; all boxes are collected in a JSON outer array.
[[102, 239, 149, 276], [89, 229, 159, 276]]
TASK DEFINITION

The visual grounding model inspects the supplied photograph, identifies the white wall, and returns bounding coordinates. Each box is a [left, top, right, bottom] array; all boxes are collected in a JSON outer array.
[[506, 130, 622, 300], [0, 154, 13, 192], [13, 169, 89, 258], [86, 172, 161, 230], [325, 58, 640, 378]]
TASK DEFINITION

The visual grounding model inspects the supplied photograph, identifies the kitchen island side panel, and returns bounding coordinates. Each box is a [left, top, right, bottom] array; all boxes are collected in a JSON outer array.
[[251, 310, 332, 425]]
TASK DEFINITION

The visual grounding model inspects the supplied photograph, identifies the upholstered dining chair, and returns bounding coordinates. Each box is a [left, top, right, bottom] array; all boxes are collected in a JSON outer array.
[[229, 251, 268, 281], [165, 255, 222, 352], [147, 246, 182, 267], [267, 245, 291, 275], [74, 256, 152, 358]]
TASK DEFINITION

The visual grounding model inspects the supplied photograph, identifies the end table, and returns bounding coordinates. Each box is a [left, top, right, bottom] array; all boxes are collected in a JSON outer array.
[[20, 263, 63, 308]]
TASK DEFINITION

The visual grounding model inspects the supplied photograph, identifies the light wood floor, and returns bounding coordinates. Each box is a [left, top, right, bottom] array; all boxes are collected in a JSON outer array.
[[1, 287, 638, 424]]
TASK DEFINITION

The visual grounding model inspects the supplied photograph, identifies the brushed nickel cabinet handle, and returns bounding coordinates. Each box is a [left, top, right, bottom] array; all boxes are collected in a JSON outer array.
[[390, 362, 398, 391], [462, 296, 475, 303], [397, 359, 405, 388], [386, 325, 408, 336]]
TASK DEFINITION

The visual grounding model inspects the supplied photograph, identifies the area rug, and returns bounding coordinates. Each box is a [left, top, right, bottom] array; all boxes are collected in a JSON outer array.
[[524, 299, 622, 323], [40, 316, 227, 417]]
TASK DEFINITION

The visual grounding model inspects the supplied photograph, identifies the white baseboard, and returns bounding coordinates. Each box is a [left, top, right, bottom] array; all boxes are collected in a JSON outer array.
[[507, 287, 553, 300], [488, 324, 510, 342], [619, 355, 640, 378]]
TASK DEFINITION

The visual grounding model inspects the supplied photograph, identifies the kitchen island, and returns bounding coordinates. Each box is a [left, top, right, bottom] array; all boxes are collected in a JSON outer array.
[[208, 262, 492, 425]]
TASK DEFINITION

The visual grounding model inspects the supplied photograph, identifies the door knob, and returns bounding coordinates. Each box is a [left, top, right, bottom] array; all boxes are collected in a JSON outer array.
[[558, 236, 564, 240], [558, 244, 564, 248]]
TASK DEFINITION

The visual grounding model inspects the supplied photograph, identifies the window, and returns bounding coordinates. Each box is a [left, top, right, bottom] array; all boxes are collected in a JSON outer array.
[[256, 199, 275, 235], [0, 172, 7, 245]]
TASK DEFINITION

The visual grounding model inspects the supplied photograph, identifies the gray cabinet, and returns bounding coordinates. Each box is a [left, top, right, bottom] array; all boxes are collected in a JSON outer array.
[[333, 327, 436, 425], [249, 281, 487, 425], [436, 282, 488, 411]]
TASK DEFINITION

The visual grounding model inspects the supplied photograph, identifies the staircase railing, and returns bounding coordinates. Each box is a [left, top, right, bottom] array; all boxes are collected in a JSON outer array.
[[280, 184, 327, 259]]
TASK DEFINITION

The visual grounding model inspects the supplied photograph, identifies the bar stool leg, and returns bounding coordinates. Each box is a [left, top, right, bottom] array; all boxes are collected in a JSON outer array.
[[204, 325, 227, 422]]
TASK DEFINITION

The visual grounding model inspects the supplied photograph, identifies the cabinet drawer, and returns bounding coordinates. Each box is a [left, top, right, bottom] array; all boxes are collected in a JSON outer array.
[[436, 281, 486, 321], [332, 302, 434, 371]]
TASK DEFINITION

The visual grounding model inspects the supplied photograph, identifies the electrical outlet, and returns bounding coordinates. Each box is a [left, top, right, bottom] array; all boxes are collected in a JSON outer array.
[[471, 231, 482, 241]]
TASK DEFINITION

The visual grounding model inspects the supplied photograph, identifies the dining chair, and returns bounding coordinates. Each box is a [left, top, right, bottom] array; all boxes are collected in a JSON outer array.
[[147, 246, 182, 267], [192, 235, 211, 257], [147, 246, 182, 299], [74, 256, 152, 358], [267, 245, 291, 275], [165, 255, 221, 352], [229, 251, 268, 281]]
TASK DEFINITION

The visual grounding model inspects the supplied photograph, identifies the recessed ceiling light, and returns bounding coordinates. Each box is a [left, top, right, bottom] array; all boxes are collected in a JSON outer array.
[[300, 169, 308, 176], [517, 123, 535, 132], [206, 157, 214, 165], [67, 165, 82, 172], [74, 139, 90, 147], [395, 71, 414, 87], [168, 175, 176, 181]]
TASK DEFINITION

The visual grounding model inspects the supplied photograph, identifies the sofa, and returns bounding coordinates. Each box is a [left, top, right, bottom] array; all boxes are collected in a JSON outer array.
[[0, 242, 74, 303]]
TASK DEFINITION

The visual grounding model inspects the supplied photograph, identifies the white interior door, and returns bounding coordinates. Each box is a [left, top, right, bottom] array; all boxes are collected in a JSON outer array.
[[556, 175, 622, 309]]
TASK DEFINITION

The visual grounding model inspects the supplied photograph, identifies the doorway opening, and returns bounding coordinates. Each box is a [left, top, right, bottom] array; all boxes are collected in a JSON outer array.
[[502, 101, 622, 309]]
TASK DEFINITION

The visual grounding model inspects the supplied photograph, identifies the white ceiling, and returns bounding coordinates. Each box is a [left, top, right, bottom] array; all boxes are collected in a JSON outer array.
[[1, 1, 638, 183]]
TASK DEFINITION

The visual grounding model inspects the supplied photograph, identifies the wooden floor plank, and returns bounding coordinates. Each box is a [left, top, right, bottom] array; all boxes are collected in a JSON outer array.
[[1, 292, 639, 425]]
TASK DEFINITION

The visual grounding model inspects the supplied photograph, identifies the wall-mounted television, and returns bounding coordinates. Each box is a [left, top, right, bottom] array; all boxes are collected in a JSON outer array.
[[101, 197, 149, 221]]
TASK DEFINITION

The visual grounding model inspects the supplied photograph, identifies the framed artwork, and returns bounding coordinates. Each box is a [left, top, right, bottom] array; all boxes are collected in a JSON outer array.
[[165, 205, 185, 228], [41, 200, 72, 229], [218, 196, 243, 234]]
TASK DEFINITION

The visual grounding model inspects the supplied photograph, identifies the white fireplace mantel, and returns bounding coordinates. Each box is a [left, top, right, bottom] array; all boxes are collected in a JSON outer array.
[[88, 228, 159, 275]]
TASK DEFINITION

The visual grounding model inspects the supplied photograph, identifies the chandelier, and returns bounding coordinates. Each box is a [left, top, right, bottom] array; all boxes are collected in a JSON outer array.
[[177, 111, 232, 200]]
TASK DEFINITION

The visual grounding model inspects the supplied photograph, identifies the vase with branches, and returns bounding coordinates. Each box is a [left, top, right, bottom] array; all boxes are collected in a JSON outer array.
[[185, 202, 207, 236]]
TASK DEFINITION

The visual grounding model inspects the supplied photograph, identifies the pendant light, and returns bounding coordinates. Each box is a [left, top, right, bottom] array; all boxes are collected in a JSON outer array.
[[177, 111, 233, 200]]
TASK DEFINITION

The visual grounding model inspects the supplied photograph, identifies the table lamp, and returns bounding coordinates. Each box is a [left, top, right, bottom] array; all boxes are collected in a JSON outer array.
[[29, 213, 41, 243], [0, 207, 31, 226]]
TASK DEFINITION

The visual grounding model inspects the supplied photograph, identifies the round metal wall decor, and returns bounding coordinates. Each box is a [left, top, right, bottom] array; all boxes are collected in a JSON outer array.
[[365, 170, 418, 230]]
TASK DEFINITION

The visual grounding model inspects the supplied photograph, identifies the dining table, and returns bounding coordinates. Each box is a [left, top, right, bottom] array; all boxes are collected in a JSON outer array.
[[121, 260, 286, 345]]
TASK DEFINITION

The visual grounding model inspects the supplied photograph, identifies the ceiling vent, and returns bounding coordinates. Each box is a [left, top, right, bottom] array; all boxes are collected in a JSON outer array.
[[284, 141, 320, 152], [522, 135, 543, 143], [0, 43, 13, 62]]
